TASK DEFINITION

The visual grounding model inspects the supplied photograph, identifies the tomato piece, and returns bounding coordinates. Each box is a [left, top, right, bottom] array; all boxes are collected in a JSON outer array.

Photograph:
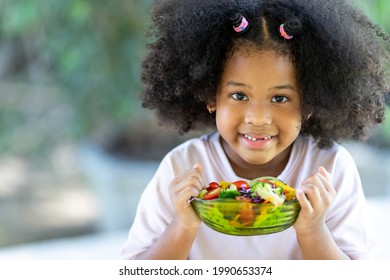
[[206, 181, 220, 191], [232, 180, 250, 190], [203, 187, 221, 200]]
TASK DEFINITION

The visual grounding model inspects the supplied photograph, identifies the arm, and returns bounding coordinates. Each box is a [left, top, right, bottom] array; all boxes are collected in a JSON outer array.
[[294, 166, 350, 260], [134, 163, 204, 260], [134, 220, 198, 259]]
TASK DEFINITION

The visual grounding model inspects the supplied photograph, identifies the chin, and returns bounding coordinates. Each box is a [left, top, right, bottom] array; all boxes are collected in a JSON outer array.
[[241, 156, 271, 166]]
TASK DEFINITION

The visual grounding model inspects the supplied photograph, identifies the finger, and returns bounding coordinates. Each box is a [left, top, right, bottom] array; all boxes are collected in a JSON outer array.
[[318, 166, 332, 181], [192, 163, 206, 189], [304, 171, 330, 198], [300, 176, 323, 203], [193, 163, 203, 173], [315, 170, 335, 196], [170, 176, 201, 199], [312, 173, 328, 198], [296, 189, 312, 212], [178, 186, 200, 205], [301, 180, 332, 211], [300, 183, 321, 205]]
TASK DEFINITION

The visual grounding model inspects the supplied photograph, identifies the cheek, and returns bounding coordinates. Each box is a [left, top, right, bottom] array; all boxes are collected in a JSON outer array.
[[289, 117, 303, 136], [215, 109, 230, 131], [215, 105, 240, 134], [277, 110, 302, 135]]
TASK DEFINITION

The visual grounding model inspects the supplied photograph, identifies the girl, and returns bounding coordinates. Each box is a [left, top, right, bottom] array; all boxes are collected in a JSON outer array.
[[121, 0, 389, 259]]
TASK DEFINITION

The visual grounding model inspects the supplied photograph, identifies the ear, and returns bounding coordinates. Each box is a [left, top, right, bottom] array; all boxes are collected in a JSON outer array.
[[206, 102, 216, 114]]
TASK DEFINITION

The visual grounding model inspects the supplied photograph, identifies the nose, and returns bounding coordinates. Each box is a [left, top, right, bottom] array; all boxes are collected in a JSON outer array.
[[244, 102, 272, 126]]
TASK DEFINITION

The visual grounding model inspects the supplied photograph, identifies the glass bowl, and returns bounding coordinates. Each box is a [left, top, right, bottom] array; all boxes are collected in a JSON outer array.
[[191, 198, 300, 236]]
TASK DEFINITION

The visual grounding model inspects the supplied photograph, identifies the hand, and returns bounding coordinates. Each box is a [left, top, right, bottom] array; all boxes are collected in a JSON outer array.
[[293, 166, 336, 235], [168, 163, 205, 231]]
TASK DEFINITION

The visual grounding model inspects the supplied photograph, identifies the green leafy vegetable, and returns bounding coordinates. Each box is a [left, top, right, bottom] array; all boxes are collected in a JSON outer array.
[[218, 189, 241, 199]]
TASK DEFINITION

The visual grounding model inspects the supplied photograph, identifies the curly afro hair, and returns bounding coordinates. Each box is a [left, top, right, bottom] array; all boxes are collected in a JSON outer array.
[[141, 0, 390, 148]]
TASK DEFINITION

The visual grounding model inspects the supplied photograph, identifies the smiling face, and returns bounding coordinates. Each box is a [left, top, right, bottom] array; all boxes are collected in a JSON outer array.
[[210, 49, 302, 178]]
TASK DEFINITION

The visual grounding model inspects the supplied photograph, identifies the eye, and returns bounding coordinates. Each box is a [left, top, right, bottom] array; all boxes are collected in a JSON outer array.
[[271, 95, 289, 103], [231, 92, 248, 101]]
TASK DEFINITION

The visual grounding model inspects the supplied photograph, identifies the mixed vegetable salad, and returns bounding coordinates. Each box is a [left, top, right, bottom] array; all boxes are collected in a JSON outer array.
[[191, 177, 300, 235], [197, 176, 296, 206]]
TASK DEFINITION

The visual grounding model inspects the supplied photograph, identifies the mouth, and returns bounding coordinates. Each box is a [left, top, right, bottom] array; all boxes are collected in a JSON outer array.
[[243, 134, 273, 142]]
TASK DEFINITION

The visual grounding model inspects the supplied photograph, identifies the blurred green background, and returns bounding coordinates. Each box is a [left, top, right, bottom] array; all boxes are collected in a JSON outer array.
[[0, 0, 156, 159], [0, 0, 389, 159], [0, 0, 389, 255]]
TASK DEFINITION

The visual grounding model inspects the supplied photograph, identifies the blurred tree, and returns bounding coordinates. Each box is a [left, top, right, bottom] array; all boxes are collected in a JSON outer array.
[[0, 0, 154, 157]]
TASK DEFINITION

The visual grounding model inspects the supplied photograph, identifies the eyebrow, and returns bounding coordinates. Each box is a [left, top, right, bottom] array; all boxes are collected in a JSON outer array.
[[225, 81, 252, 89], [225, 81, 296, 91], [272, 85, 297, 91]]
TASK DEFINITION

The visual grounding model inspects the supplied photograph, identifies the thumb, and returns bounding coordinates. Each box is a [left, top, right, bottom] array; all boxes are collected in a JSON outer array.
[[193, 163, 205, 189]]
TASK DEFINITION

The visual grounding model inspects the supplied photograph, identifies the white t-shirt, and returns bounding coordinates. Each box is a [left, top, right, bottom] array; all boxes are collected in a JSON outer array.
[[121, 132, 377, 259]]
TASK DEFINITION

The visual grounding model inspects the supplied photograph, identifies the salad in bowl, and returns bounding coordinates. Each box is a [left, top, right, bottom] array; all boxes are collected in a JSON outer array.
[[191, 176, 300, 236]]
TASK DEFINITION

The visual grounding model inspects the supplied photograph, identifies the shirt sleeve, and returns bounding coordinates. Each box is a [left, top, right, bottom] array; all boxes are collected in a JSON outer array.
[[120, 154, 176, 259], [325, 147, 378, 259]]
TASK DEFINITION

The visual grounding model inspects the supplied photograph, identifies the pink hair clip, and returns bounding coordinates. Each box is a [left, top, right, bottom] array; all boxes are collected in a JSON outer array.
[[279, 24, 293, 40], [231, 13, 250, 34]]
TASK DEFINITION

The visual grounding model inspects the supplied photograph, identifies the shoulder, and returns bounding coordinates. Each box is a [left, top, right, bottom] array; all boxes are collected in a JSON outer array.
[[166, 132, 219, 158], [294, 134, 354, 163], [284, 134, 360, 188], [159, 131, 221, 172], [291, 136, 364, 212]]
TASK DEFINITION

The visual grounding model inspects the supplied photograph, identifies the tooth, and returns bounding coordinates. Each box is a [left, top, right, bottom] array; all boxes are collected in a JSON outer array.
[[245, 135, 257, 141], [244, 134, 272, 141]]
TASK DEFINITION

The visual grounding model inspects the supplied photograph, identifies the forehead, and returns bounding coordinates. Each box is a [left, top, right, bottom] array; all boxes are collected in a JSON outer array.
[[221, 49, 298, 87]]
